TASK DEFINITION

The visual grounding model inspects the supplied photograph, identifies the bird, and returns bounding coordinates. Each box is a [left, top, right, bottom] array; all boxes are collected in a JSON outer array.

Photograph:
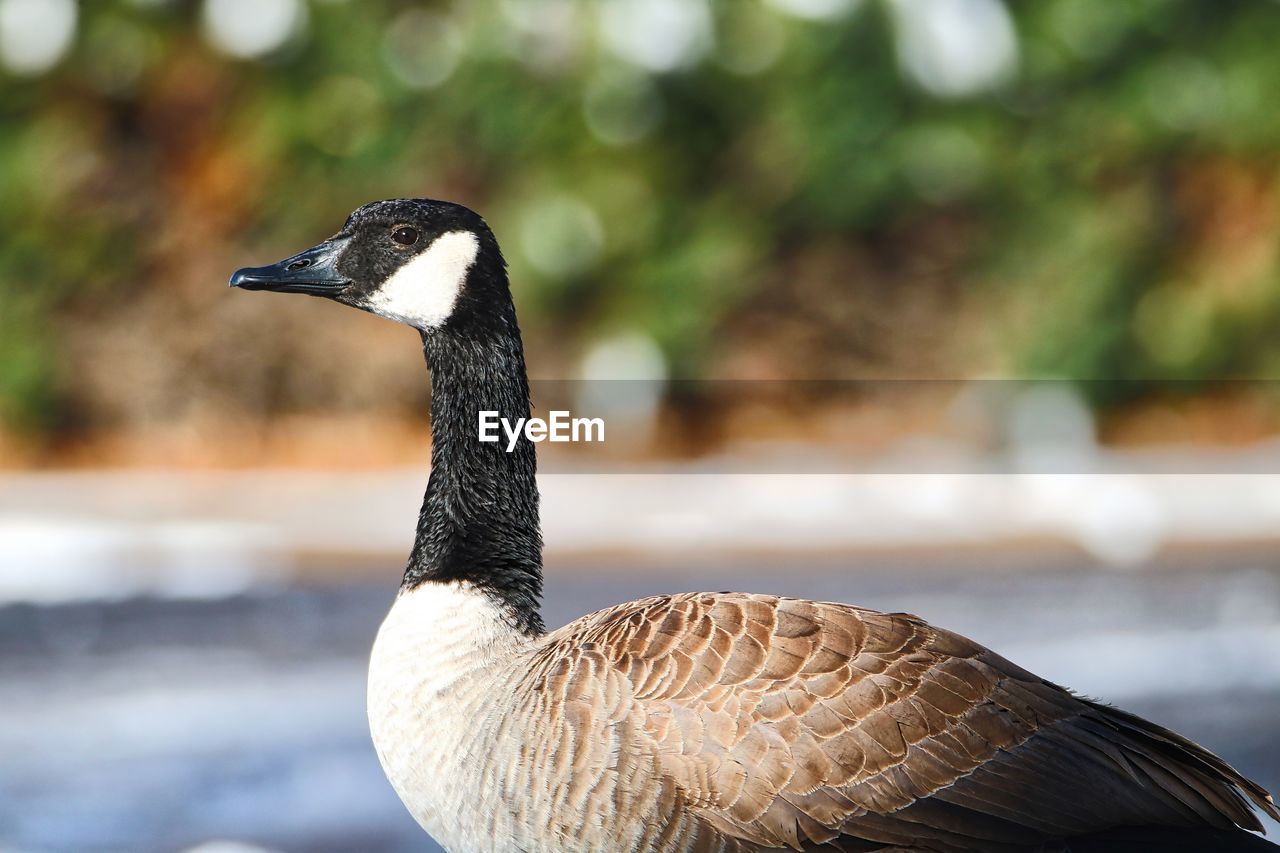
[[230, 198, 1278, 852]]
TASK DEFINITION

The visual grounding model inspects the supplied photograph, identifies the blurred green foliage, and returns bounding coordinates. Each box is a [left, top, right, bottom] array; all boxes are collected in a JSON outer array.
[[3, 0, 1280, 434]]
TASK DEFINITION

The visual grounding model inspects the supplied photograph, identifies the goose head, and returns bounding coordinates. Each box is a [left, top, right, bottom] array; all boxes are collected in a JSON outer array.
[[230, 198, 509, 333]]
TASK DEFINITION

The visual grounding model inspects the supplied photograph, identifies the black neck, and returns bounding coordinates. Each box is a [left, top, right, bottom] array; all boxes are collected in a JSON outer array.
[[402, 273, 544, 636]]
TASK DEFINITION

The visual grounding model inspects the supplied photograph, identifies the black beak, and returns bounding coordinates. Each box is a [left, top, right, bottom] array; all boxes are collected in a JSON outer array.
[[229, 237, 352, 295]]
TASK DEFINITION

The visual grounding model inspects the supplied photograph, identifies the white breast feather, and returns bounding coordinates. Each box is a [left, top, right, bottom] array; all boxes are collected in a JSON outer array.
[[367, 581, 526, 851]]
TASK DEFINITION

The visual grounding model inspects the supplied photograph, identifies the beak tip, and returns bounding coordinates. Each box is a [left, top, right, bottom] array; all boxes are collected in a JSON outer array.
[[228, 242, 349, 295]]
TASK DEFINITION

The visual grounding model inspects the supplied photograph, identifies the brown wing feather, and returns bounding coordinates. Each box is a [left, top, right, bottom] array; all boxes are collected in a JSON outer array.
[[546, 592, 1278, 851]]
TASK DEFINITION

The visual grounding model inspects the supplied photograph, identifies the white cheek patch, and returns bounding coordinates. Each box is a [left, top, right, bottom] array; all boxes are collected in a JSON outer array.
[[366, 230, 480, 329]]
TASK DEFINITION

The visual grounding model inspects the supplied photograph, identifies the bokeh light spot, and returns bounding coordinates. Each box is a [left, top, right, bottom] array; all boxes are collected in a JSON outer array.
[[1048, 0, 1125, 61], [899, 125, 986, 203], [583, 70, 663, 146], [0, 0, 77, 75], [519, 194, 605, 278], [499, 0, 581, 70], [765, 0, 862, 22], [201, 0, 306, 60], [383, 8, 463, 90], [598, 0, 712, 73], [716, 5, 787, 76], [83, 15, 155, 95], [1142, 55, 1224, 132], [302, 76, 386, 157], [889, 0, 1018, 98]]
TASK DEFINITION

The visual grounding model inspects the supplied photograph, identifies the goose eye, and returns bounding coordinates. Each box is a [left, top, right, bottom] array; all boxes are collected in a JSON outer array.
[[391, 226, 419, 246]]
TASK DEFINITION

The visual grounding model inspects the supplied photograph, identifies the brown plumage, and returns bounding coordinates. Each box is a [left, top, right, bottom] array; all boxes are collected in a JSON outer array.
[[515, 592, 1277, 851]]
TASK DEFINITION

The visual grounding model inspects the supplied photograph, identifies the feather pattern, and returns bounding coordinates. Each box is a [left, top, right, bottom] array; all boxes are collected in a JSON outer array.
[[549, 592, 1278, 850], [370, 586, 1278, 852]]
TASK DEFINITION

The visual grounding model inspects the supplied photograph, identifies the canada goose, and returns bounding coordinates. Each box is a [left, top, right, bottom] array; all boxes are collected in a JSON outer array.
[[230, 198, 1278, 852]]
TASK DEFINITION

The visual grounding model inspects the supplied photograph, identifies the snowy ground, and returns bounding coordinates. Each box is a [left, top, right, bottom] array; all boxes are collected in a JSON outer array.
[[5, 465, 1280, 602], [1, 553, 1278, 852]]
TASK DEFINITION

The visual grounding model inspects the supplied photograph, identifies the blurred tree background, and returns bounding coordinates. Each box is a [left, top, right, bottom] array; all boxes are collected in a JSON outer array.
[[2, 0, 1280, 461]]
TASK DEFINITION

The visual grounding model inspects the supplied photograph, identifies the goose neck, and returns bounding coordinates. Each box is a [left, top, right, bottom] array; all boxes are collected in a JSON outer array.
[[402, 315, 544, 636]]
